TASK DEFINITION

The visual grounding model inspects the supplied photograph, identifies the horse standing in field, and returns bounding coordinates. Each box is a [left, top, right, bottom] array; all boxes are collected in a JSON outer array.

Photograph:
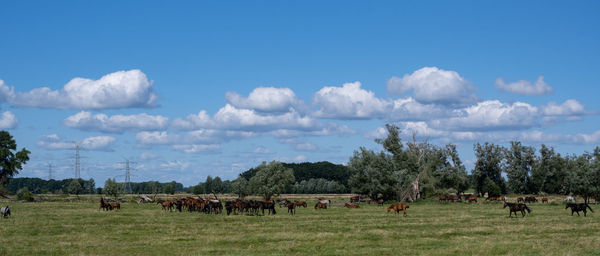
[[466, 196, 477, 203], [524, 196, 538, 203], [377, 199, 384, 206], [350, 196, 360, 203], [1, 206, 10, 218], [503, 202, 531, 217], [517, 197, 524, 203], [542, 198, 549, 203], [565, 203, 594, 217], [387, 203, 409, 216], [285, 202, 296, 215], [110, 202, 121, 210], [294, 201, 307, 208], [99, 198, 112, 211], [564, 196, 576, 202]]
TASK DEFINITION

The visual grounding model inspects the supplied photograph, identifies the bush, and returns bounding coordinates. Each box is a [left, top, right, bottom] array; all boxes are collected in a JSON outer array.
[[16, 187, 34, 202]]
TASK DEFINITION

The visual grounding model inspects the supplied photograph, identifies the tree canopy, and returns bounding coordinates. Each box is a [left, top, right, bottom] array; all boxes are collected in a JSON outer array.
[[0, 131, 30, 186], [249, 161, 295, 200]]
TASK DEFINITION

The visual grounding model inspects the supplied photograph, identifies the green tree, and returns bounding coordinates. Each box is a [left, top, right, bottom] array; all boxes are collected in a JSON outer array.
[[85, 178, 96, 194], [191, 183, 204, 195], [0, 131, 30, 190], [472, 142, 507, 196], [67, 179, 83, 198], [103, 178, 121, 198], [531, 145, 567, 194], [231, 175, 251, 199], [249, 161, 295, 200], [164, 183, 175, 195], [204, 176, 213, 193], [504, 141, 535, 194], [212, 176, 224, 193]]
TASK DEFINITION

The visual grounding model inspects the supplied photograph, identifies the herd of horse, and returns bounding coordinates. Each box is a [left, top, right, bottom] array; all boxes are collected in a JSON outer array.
[[92, 195, 596, 219]]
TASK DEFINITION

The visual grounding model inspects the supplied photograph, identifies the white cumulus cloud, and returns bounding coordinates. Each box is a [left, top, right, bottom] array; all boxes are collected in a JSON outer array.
[[387, 67, 478, 106], [9, 70, 158, 109], [314, 81, 391, 119], [63, 111, 168, 133], [136, 131, 179, 146], [0, 111, 18, 129], [430, 100, 539, 131], [226, 87, 304, 113], [494, 76, 553, 96], [37, 134, 115, 151], [541, 99, 587, 116]]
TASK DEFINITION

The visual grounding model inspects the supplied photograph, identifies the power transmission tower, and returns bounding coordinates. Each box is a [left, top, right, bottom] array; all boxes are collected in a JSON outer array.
[[117, 159, 137, 194], [74, 144, 81, 179], [47, 163, 54, 180]]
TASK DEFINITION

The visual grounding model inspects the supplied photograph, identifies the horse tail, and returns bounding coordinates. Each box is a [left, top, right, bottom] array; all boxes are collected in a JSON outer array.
[[586, 204, 594, 212]]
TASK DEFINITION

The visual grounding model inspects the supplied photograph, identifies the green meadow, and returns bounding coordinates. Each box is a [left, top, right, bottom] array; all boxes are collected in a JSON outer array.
[[1, 195, 599, 256]]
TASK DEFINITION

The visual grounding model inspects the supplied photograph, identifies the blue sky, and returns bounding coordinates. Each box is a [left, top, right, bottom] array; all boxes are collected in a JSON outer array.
[[1, 1, 599, 186]]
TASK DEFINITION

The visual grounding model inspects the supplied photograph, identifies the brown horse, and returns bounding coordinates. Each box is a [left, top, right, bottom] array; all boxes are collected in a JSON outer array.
[[110, 202, 121, 210], [314, 202, 327, 210], [542, 198, 549, 203], [466, 196, 477, 203], [99, 198, 112, 211], [439, 195, 447, 202], [285, 202, 296, 215], [503, 202, 531, 217], [517, 197, 524, 203], [387, 203, 409, 216], [565, 203, 594, 217], [295, 201, 307, 208], [350, 196, 360, 203], [377, 199, 384, 206], [344, 203, 360, 208]]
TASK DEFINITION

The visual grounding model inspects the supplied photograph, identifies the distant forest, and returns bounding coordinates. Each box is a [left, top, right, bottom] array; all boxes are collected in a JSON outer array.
[[5, 161, 351, 195]]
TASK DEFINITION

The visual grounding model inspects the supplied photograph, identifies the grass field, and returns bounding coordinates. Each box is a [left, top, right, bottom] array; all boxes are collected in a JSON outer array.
[[1, 195, 599, 255]]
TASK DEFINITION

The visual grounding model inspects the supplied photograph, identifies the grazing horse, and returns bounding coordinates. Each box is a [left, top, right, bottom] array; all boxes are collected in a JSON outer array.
[[285, 202, 296, 215], [466, 196, 477, 203], [318, 199, 330, 207], [1, 206, 10, 218], [110, 202, 121, 210], [295, 201, 307, 208], [159, 200, 174, 211], [542, 198, 549, 203], [377, 199, 384, 206], [524, 196, 538, 203], [350, 196, 360, 203], [278, 199, 290, 208], [439, 195, 447, 202], [100, 198, 112, 211], [387, 203, 409, 216], [517, 197, 524, 203], [503, 202, 531, 217], [344, 203, 360, 208], [314, 202, 327, 210], [565, 203, 594, 217]]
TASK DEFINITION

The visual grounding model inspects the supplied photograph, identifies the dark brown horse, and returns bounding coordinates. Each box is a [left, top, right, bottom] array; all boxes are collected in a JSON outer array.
[[285, 202, 296, 215], [517, 197, 524, 203], [542, 198, 549, 203], [387, 203, 409, 216], [344, 203, 360, 208], [110, 202, 121, 210], [350, 196, 360, 203], [314, 202, 327, 210], [99, 198, 112, 211], [565, 203, 594, 217], [503, 202, 531, 217]]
